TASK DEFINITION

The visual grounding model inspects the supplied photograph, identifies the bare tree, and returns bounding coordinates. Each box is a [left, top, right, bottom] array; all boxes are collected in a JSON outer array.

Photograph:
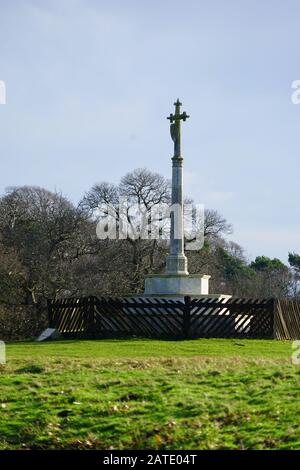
[[81, 168, 171, 291], [0, 186, 90, 304], [204, 209, 232, 239]]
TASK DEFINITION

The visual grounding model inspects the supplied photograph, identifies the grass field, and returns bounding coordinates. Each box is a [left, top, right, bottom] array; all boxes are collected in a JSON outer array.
[[0, 338, 300, 450]]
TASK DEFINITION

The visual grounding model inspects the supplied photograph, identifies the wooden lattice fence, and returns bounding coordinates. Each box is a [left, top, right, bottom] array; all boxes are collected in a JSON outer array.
[[47, 296, 281, 339], [274, 299, 300, 339]]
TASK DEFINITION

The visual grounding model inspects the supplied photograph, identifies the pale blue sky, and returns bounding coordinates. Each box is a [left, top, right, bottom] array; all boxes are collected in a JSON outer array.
[[0, 0, 299, 262]]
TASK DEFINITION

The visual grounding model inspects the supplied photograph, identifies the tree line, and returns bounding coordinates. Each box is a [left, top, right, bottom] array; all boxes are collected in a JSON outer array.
[[0, 168, 299, 339]]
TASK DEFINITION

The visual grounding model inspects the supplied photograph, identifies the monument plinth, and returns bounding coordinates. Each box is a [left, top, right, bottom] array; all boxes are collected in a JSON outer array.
[[140, 99, 230, 301], [144, 274, 211, 297]]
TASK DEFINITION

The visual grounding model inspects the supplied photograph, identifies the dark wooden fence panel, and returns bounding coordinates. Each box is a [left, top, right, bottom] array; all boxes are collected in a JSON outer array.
[[187, 298, 274, 339], [48, 297, 94, 338], [48, 296, 282, 339], [93, 297, 185, 338]]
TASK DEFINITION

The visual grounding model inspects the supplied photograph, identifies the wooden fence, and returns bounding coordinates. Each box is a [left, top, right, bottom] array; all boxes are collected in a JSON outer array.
[[47, 296, 285, 339], [274, 299, 300, 339]]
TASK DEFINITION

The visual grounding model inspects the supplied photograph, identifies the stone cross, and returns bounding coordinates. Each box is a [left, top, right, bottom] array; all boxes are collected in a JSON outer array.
[[167, 98, 190, 158], [165, 99, 189, 276]]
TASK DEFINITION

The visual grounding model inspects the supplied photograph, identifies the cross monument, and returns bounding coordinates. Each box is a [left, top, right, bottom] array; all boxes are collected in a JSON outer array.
[[141, 99, 229, 300], [165, 99, 189, 276]]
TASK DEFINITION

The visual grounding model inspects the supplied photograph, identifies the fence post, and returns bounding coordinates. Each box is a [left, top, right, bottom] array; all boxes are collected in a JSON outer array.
[[183, 296, 191, 339], [87, 296, 95, 338], [272, 298, 277, 339], [47, 299, 53, 328]]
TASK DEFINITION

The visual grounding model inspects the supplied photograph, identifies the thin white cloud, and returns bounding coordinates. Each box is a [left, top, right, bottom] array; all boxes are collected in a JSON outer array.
[[205, 191, 236, 202]]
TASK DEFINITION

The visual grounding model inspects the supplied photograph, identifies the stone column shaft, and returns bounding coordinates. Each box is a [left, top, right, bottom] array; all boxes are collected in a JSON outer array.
[[165, 156, 188, 275]]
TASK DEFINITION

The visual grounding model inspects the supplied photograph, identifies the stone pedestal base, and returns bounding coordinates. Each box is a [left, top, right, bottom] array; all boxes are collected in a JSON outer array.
[[144, 274, 211, 297]]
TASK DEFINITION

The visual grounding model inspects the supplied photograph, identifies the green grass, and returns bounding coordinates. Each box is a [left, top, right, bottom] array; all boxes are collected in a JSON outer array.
[[1, 338, 300, 449]]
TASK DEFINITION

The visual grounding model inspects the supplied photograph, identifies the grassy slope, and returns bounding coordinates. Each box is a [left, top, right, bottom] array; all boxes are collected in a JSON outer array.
[[0, 338, 299, 450]]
